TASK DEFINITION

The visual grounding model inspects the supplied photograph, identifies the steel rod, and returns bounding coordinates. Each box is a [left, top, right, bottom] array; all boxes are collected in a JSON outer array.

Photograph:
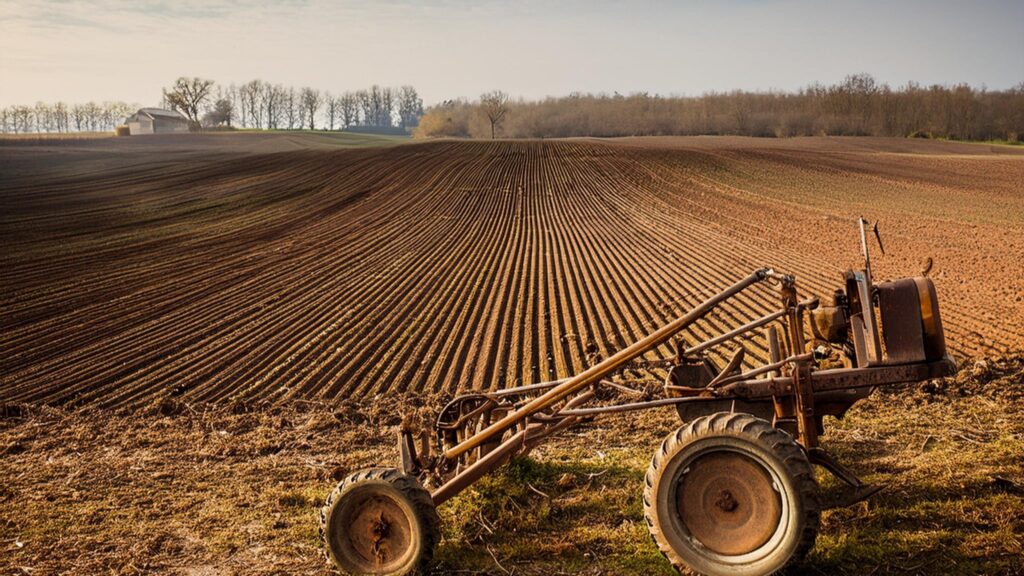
[[555, 395, 712, 417], [709, 352, 813, 388], [715, 359, 955, 398], [431, 391, 595, 505], [684, 297, 817, 356], [489, 378, 569, 397]]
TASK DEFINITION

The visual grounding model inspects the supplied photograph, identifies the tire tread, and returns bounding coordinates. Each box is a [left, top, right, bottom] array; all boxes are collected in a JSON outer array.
[[643, 413, 820, 575]]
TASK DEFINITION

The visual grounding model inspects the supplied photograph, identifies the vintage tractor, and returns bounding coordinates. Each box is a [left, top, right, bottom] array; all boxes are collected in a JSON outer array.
[[320, 219, 955, 575]]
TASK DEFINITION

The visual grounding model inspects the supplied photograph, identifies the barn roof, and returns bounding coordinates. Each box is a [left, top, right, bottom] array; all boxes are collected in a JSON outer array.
[[136, 108, 188, 121]]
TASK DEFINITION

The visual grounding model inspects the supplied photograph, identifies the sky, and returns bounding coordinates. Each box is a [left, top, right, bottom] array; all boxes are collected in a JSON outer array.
[[1, 0, 1022, 107]]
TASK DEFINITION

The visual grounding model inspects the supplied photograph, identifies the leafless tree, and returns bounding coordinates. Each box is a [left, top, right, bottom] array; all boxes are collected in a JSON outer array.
[[70, 104, 87, 132], [285, 87, 298, 129], [340, 92, 359, 128], [357, 90, 372, 126], [380, 86, 394, 127], [11, 105, 30, 132], [300, 87, 324, 130], [397, 85, 423, 129], [480, 90, 509, 139], [99, 102, 116, 131], [33, 102, 50, 132], [240, 80, 263, 128], [369, 86, 382, 126], [53, 102, 69, 132], [261, 83, 286, 129], [224, 84, 242, 128], [325, 94, 338, 130], [162, 77, 215, 124], [86, 102, 103, 131]]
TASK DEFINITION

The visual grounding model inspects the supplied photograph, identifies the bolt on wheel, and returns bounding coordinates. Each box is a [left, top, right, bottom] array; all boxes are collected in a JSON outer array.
[[644, 413, 820, 576]]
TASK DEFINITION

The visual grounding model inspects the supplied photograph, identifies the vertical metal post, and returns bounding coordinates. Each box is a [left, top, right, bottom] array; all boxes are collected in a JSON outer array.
[[782, 280, 818, 448]]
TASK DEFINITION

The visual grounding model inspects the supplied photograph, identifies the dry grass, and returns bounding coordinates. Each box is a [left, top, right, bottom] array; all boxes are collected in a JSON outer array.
[[2, 355, 1022, 575]]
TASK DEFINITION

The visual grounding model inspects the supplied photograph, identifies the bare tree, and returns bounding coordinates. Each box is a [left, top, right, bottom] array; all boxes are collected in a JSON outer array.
[[162, 77, 216, 124], [480, 90, 509, 139], [325, 94, 338, 130], [99, 101, 118, 131], [261, 83, 286, 129], [10, 105, 26, 132], [285, 87, 298, 129], [53, 102, 69, 132], [355, 90, 372, 126], [380, 86, 394, 127], [83, 102, 101, 131], [398, 85, 423, 129], [225, 84, 242, 128], [33, 102, 51, 132], [300, 87, 324, 130], [71, 104, 87, 132], [340, 92, 359, 128], [370, 86, 382, 126], [15, 105, 33, 132], [241, 80, 263, 128]]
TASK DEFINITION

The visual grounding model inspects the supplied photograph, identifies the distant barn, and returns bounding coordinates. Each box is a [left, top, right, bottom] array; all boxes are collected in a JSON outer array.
[[125, 108, 190, 135]]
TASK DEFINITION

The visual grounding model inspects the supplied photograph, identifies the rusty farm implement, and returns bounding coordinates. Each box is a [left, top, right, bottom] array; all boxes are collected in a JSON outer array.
[[319, 219, 955, 575]]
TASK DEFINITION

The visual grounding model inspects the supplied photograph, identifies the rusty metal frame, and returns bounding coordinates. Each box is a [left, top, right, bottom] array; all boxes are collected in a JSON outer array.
[[413, 265, 955, 507]]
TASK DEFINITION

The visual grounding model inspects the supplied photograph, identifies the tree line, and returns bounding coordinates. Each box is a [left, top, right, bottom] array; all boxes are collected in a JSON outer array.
[[0, 78, 424, 134], [415, 75, 1024, 142], [162, 77, 423, 131], [0, 101, 137, 134]]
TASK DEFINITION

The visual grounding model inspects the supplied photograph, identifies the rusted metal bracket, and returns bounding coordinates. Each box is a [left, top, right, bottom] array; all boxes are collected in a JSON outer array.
[[717, 359, 955, 399], [808, 447, 886, 508]]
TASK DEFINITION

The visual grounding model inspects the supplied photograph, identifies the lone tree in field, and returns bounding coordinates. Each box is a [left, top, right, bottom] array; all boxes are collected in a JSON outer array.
[[301, 87, 324, 130], [480, 90, 509, 139], [162, 77, 215, 124]]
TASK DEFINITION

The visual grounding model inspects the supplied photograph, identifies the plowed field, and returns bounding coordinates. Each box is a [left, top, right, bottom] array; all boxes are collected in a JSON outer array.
[[2, 135, 1022, 408]]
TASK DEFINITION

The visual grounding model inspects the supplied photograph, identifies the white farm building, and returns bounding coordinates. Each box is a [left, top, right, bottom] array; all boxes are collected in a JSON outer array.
[[125, 108, 190, 135]]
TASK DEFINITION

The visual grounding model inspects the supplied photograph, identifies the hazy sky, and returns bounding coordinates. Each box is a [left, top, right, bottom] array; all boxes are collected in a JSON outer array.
[[1, 0, 1021, 107]]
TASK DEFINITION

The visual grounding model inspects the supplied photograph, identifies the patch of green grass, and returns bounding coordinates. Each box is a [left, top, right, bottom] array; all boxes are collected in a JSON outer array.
[[230, 128, 410, 148], [430, 388, 1023, 575], [437, 452, 675, 575]]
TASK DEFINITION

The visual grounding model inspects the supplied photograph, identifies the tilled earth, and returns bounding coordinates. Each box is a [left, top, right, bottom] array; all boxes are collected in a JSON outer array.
[[3, 136, 1023, 408]]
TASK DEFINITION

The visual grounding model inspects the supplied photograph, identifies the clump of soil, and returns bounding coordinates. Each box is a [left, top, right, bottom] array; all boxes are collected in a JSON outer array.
[[919, 352, 1024, 399]]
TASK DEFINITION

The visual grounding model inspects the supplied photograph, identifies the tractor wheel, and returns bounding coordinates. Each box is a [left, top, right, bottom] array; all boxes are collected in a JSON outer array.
[[644, 413, 820, 576], [321, 468, 440, 575]]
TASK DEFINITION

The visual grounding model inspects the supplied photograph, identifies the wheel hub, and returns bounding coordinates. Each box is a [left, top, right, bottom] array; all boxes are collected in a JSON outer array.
[[677, 451, 783, 556], [715, 489, 738, 512], [334, 490, 416, 572]]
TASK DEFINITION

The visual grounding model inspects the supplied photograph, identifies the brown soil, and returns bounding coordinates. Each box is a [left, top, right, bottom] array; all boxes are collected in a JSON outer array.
[[2, 135, 1022, 407]]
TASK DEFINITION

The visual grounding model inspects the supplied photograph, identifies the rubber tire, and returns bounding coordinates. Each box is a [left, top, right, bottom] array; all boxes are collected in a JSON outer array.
[[643, 413, 820, 576], [320, 468, 440, 575]]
